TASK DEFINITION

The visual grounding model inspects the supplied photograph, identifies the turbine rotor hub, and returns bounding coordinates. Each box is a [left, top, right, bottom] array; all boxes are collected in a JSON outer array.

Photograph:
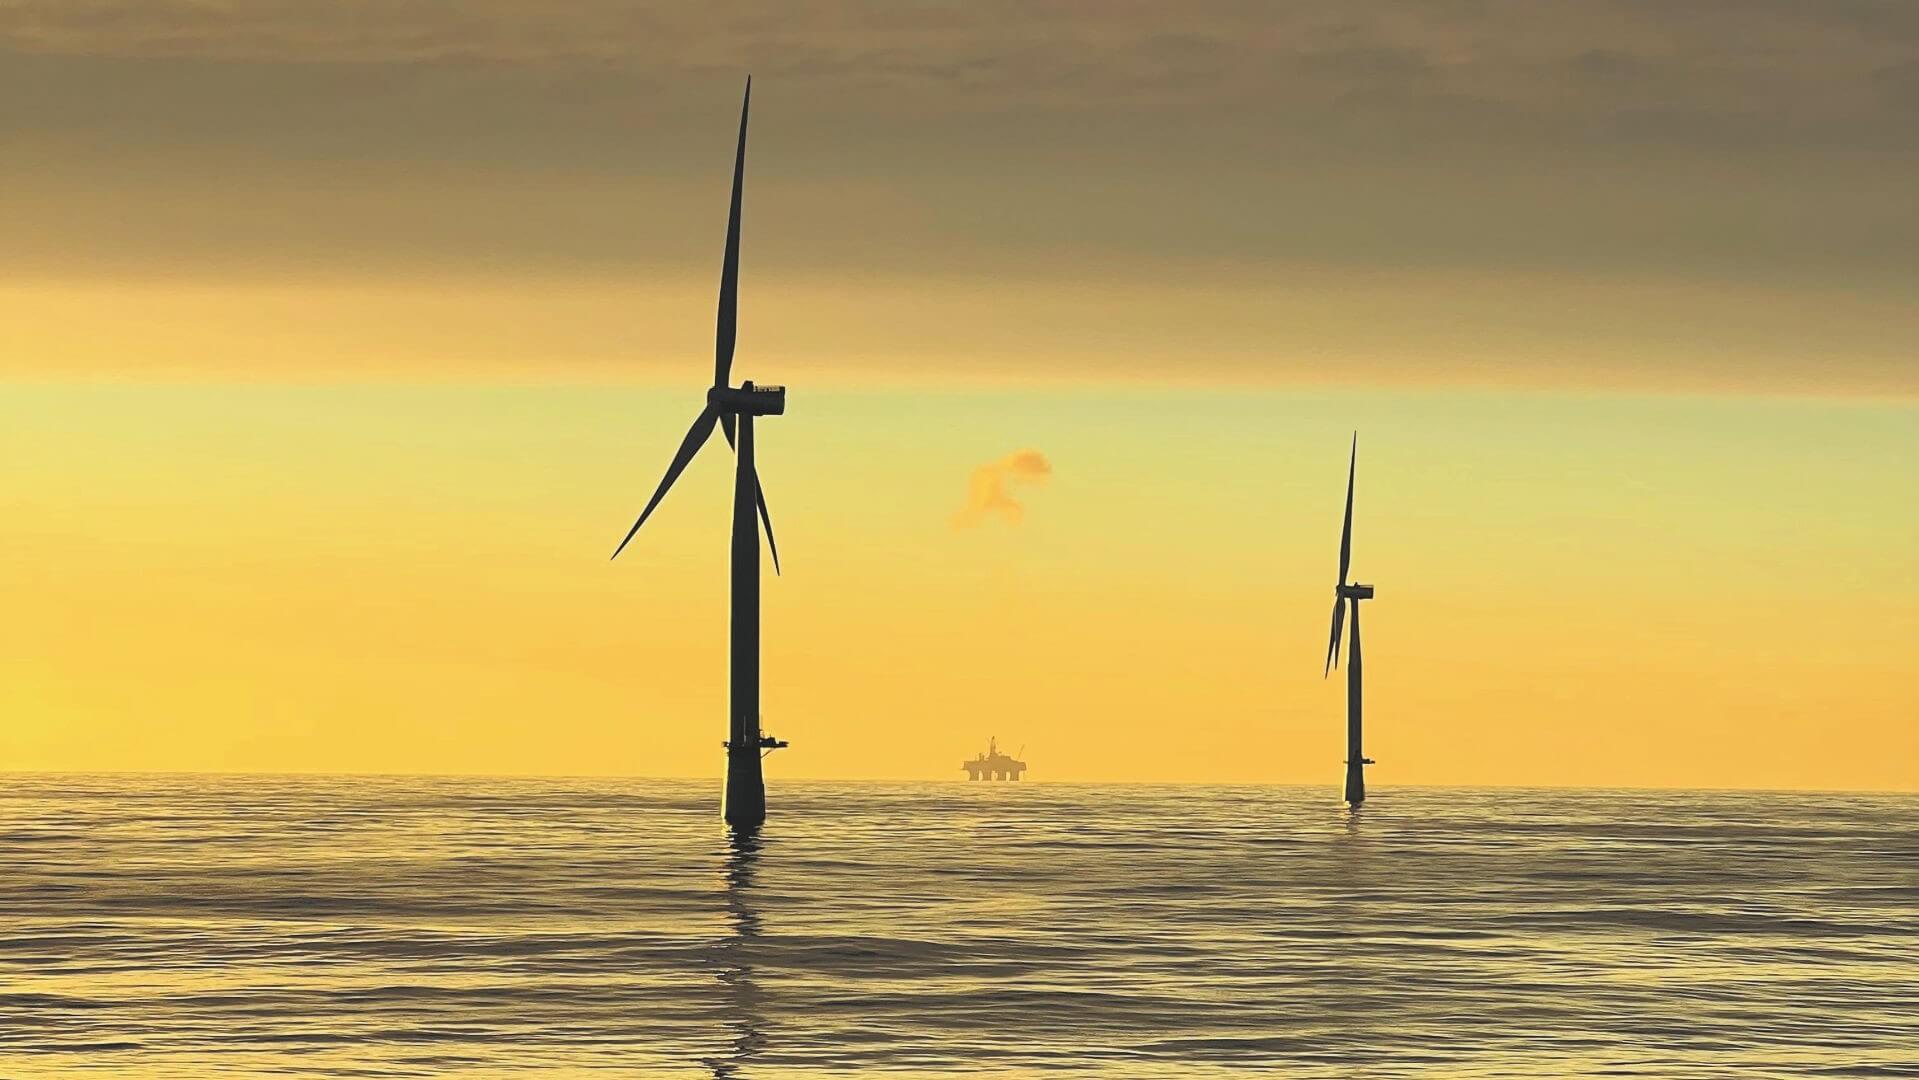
[[708, 382, 787, 416]]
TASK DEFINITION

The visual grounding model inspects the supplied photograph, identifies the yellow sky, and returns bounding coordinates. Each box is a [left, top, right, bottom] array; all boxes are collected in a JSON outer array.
[[4, 383, 1913, 790]]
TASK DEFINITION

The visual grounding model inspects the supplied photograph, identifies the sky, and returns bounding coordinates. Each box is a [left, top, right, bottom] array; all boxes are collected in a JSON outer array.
[[3, 2, 1915, 789]]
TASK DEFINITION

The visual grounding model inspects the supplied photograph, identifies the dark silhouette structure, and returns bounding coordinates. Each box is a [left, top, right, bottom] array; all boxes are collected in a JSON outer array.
[[1323, 435, 1376, 807], [962, 737, 1027, 780], [612, 78, 787, 830]]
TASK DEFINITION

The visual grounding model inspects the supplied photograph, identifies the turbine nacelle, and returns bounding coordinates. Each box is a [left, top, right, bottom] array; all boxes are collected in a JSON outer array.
[[708, 381, 787, 416], [1337, 583, 1376, 600]]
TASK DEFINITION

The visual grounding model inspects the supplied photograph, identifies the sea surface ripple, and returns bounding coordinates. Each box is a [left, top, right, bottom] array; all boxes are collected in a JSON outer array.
[[2, 776, 1916, 1078]]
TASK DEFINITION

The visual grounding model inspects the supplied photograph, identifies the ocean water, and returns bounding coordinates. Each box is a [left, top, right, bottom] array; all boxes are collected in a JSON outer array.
[[1, 777, 1915, 1079]]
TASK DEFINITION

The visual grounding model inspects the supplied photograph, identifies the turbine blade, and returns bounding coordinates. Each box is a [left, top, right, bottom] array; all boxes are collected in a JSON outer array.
[[754, 468, 780, 576], [1337, 432, 1356, 586], [714, 77, 750, 390], [1323, 597, 1346, 677], [611, 405, 719, 559], [721, 412, 737, 450]]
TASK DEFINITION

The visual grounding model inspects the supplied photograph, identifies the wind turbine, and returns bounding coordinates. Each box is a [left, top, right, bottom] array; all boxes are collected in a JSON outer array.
[[612, 77, 787, 831], [1323, 434, 1376, 807]]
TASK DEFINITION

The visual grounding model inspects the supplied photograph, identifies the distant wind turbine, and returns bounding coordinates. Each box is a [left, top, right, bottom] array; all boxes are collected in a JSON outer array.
[[1323, 434, 1377, 807], [612, 77, 788, 831]]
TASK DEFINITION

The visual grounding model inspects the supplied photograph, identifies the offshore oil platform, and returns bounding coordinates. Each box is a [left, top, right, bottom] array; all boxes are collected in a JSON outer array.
[[962, 738, 1027, 781]]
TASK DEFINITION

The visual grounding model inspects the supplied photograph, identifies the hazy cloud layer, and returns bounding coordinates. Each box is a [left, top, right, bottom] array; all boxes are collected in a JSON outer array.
[[6, 1, 1915, 138], [2, 2, 1913, 394]]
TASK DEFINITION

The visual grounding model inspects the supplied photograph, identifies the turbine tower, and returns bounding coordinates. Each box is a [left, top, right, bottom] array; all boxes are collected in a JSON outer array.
[[612, 78, 787, 831], [1323, 434, 1376, 807]]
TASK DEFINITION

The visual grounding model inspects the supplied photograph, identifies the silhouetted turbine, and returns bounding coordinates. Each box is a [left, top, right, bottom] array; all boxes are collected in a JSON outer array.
[[1323, 434, 1377, 807], [612, 77, 787, 830]]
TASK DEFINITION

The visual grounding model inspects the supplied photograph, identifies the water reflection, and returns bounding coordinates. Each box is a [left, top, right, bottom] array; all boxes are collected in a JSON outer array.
[[13, 779, 1914, 1078], [708, 828, 767, 1079]]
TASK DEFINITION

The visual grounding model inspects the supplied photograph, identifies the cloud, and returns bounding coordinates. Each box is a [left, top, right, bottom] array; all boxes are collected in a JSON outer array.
[[953, 449, 1052, 528], [3, 0, 1914, 139], [3, 2, 1915, 396]]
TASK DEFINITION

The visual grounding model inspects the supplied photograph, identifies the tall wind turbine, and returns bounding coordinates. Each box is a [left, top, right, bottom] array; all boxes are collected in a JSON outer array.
[[612, 77, 788, 831], [1323, 434, 1376, 807]]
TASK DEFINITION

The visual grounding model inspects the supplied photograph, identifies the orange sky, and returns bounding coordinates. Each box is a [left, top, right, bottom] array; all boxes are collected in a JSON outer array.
[[3, 3, 1915, 790], [4, 384, 1913, 790]]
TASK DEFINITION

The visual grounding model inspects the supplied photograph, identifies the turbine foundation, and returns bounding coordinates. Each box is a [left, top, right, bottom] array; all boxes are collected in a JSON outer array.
[[724, 743, 767, 830]]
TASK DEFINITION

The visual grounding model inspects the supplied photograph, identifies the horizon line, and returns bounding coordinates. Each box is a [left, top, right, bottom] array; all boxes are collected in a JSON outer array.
[[3, 768, 1913, 798]]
